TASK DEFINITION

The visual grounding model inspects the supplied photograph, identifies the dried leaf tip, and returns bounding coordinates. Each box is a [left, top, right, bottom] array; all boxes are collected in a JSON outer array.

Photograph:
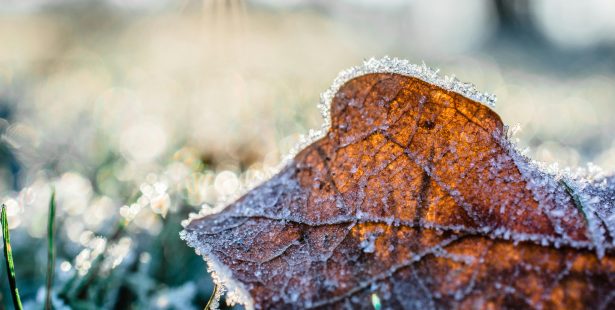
[[287, 56, 498, 161], [318, 56, 497, 129]]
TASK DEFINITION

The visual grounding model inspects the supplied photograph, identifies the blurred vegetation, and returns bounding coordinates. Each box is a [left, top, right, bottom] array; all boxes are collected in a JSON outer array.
[[1, 0, 615, 308]]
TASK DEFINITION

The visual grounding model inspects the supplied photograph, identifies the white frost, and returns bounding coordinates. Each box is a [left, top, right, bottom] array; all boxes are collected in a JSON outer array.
[[179, 230, 254, 310], [287, 56, 497, 161]]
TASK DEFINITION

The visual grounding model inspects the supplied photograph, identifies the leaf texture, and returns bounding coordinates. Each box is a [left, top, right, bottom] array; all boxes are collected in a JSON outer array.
[[183, 71, 615, 309]]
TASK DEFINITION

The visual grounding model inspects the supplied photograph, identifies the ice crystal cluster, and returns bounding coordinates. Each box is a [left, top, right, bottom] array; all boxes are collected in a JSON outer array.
[[288, 56, 497, 160], [318, 56, 498, 126]]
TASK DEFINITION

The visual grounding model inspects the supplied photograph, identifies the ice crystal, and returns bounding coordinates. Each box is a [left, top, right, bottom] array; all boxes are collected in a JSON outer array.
[[179, 230, 254, 310], [288, 56, 497, 161]]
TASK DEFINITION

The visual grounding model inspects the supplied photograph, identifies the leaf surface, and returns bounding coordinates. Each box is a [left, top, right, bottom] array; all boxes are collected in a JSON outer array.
[[184, 71, 615, 310]]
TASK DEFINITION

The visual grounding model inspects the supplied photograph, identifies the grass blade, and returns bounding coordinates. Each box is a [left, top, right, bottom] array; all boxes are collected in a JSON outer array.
[[205, 284, 218, 310], [46, 189, 57, 310], [371, 293, 381, 310], [1, 204, 23, 310]]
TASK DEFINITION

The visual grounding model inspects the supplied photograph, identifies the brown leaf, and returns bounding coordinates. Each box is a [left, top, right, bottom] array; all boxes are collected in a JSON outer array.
[[183, 63, 615, 309]]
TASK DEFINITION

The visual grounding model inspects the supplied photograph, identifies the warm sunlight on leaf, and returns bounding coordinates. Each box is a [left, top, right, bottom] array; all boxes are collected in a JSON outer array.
[[184, 71, 615, 309]]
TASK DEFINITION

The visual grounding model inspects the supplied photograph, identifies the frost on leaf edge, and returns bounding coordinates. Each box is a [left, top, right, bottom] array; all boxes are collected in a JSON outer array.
[[179, 230, 255, 310], [180, 57, 615, 309], [288, 56, 498, 160], [179, 57, 502, 309]]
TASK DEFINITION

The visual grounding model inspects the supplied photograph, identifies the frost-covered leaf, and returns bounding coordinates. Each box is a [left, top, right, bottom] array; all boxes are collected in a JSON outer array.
[[182, 58, 615, 310]]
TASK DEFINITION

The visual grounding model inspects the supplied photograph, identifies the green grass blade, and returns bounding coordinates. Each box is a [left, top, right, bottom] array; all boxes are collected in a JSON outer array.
[[204, 284, 218, 310], [1, 204, 23, 310], [560, 179, 589, 222], [371, 293, 381, 310], [46, 189, 57, 310]]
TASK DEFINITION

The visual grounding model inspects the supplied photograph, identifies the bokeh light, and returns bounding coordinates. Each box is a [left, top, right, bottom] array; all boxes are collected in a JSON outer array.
[[1, 0, 615, 308]]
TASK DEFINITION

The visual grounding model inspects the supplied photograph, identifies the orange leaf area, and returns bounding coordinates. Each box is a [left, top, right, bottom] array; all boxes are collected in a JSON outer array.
[[184, 72, 615, 309]]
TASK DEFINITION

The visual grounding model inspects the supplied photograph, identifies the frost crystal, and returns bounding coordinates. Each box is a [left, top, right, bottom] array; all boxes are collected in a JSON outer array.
[[179, 230, 254, 310], [289, 56, 497, 160], [319, 57, 497, 127]]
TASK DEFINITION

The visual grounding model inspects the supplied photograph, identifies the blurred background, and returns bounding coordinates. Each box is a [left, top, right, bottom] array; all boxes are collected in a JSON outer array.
[[1, 0, 615, 308]]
